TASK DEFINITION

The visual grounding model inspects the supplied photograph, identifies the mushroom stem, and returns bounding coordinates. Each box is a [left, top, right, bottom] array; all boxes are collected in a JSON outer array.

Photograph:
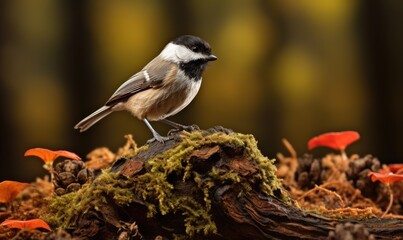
[[340, 148, 348, 162], [43, 163, 55, 183], [381, 184, 393, 218]]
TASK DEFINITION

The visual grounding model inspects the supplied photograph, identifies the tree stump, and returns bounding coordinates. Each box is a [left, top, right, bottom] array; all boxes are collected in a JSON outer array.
[[44, 127, 403, 239]]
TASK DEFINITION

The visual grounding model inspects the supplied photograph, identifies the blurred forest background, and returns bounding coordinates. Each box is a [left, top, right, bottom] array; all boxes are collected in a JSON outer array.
[[1, 0, 402, 182]]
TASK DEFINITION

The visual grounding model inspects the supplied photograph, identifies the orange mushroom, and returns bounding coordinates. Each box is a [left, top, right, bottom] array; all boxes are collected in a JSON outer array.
[[24, 148, 81, 171], [388, 164, 403, 174], [379, 164, 403, 174], [368, 171, 403, 217], [0, 180, 30, 203], [368, 172, 403, 185], [308, 131, 360, 160], [0, 219, 51, 231], [24, 148, 81, 164]]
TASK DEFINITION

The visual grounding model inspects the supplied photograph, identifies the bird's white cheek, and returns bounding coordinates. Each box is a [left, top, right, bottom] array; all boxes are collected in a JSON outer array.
[[176, 46, 206, 62], [160, 43, 206, 63]]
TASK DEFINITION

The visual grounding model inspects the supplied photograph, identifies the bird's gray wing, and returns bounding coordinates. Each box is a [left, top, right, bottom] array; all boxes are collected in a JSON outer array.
[[105, 58, 177, 106]]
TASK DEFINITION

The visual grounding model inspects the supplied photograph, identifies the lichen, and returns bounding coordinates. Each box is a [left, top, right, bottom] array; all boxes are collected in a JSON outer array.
[[43, 130, 289, 238]]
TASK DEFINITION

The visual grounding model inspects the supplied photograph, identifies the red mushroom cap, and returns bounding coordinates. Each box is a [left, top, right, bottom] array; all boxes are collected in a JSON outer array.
[[0, 181, 30, 203], [1, 219, 51, 231], [368, 172, 403, 184], [308, 131, 360, 151], [388, 164, 403, 173], [24, 148, 81, 164]]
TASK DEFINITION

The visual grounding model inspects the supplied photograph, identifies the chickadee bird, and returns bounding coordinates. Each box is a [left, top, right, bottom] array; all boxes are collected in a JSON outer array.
[[74, 35, 217, 143]]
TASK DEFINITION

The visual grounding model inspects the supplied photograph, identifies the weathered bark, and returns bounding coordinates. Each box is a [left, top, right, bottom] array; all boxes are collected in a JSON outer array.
[[50, 127, 403, 240], [211, 186, 403, 239]]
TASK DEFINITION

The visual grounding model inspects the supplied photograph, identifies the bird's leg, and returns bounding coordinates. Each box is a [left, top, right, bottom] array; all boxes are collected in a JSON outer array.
[[160, 119, 200, 134], [143, 119, 169, 143]]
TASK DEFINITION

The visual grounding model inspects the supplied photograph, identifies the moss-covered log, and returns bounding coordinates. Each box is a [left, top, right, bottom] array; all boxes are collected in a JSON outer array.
[[44, 127, 403, 239]]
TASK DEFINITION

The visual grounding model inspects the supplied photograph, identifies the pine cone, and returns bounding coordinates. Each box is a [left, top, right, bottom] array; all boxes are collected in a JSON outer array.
[[328, 222, 374, 240], [295, 154, 323, 189], [53, 159, 94, 196], [345, 155, 380, 198]]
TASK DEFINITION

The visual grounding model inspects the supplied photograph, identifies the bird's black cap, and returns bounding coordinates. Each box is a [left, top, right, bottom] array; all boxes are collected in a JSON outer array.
[[172, 35, 212, 56]]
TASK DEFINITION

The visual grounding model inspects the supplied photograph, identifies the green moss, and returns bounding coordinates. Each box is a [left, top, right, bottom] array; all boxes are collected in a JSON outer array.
[[44, 130, 289, 238], [43, 171, 136, 227]]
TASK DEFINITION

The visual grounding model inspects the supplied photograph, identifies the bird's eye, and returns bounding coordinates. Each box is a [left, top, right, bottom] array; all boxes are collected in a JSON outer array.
[[191, 46, 199, 52]]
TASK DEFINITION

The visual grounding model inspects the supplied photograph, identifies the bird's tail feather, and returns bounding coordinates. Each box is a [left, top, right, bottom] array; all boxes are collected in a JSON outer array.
[[74, 106, 113, 132]]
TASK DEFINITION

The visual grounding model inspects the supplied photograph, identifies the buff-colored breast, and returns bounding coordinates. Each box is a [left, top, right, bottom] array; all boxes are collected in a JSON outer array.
[[124, 73, 201, 121]]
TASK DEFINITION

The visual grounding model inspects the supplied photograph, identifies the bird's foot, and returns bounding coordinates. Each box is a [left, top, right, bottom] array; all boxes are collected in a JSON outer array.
[[168, 124, 200, 136], [182, 124, 200, 132], [147, 135, 171, 144]]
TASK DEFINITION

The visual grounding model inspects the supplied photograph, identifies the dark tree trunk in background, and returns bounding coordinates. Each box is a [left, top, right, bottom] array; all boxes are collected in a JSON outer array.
[[164, 0, 191, 36], [255, 0, 285, 159], [161, 0, 194, 127], [62, 1, 98, 157], [360, 1, 403, 163], [0, 0, 19, 181]]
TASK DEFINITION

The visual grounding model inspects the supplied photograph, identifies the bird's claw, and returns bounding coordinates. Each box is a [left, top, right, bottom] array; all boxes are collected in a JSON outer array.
[[147, 135, 171, 144], [182, 124, 200, 132], [168, 124, 200, 136]]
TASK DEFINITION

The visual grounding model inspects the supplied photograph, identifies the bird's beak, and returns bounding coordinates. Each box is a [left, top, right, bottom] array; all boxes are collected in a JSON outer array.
[[206, 54, 218, 61]]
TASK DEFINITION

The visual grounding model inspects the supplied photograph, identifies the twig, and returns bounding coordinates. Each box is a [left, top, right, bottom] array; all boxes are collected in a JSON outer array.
[[297, 184, 345, 208], [282, 138, 297, 159]]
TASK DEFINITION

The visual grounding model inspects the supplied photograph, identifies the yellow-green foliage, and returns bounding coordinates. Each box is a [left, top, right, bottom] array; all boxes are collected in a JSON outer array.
[[44, 130, 287, 237]]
